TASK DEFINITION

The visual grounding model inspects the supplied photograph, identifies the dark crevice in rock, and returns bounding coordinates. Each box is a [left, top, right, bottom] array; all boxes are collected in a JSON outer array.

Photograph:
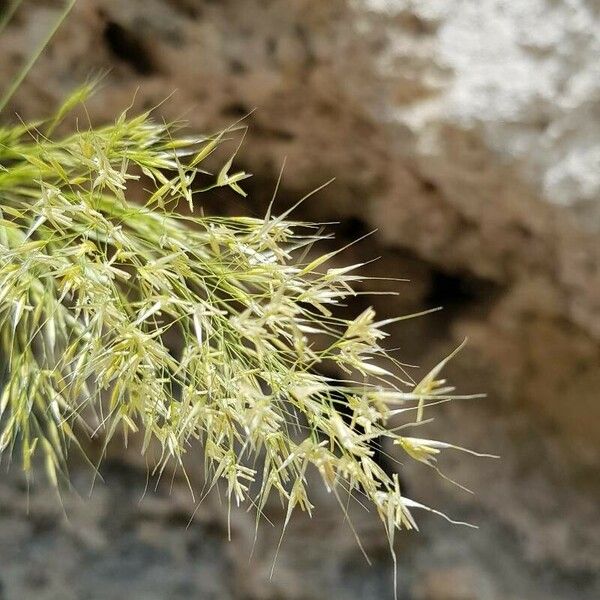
[[222, 102, 251, 118], [103, 21, 157, 76], [425, 269, 500, 313], [420, 267, 503, 342], [420, 178, 438, 193], [229, 58, 247, 74], [338, 216, 370, 239]]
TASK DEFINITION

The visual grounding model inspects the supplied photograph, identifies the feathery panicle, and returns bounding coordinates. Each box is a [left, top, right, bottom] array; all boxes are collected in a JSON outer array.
[[0, 87, 484, 549]]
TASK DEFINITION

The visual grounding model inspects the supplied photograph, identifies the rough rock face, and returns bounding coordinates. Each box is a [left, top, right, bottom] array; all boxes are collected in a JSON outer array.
[[364, 0, 600, 215], [0, 1, 599, 599]]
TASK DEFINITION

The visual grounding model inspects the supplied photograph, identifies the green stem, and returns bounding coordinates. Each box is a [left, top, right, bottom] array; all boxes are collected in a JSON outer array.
[[0, 0, 77, 114]]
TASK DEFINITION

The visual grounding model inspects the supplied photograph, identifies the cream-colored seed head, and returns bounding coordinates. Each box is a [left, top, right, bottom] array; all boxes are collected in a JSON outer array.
[[0, 85, 489, 568]]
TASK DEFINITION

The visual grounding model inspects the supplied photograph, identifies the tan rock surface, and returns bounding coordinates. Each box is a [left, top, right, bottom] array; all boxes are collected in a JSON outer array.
[[0, 1, 598, 599]]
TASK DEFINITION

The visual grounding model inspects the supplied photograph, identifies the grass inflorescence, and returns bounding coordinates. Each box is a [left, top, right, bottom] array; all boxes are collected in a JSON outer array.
[[0, 85, 487, 563]]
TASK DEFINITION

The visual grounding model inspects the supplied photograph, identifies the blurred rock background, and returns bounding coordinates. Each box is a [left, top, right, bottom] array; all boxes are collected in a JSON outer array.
[[0, 1, 599, 598]]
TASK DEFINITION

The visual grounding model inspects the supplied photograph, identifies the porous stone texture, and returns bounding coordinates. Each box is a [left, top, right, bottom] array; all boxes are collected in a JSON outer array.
[[0, 1, 599, 599]]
